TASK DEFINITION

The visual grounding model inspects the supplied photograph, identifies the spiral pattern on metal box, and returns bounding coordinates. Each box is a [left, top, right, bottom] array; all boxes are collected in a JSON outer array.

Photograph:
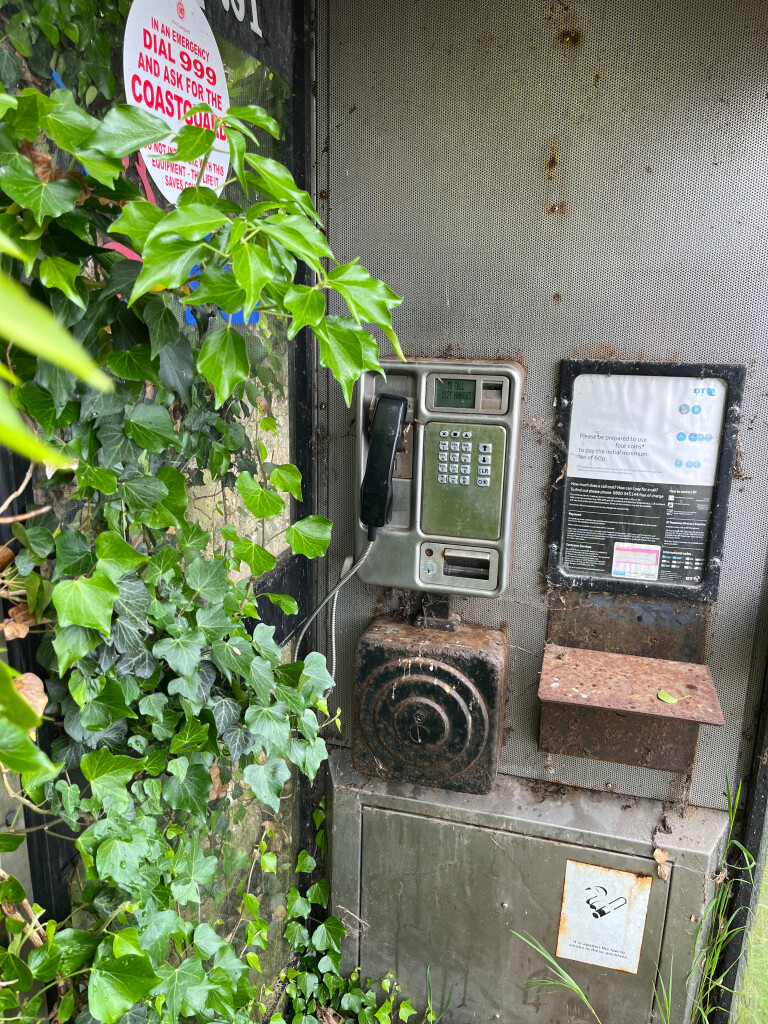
[[357, 658, 489, 780]]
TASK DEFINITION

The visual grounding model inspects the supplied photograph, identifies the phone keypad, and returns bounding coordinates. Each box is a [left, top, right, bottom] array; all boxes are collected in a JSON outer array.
[[433, 423, 500, 488]]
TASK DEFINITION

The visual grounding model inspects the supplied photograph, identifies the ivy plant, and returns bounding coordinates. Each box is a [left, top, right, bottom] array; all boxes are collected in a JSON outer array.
[[0, 79, 404, 1024]]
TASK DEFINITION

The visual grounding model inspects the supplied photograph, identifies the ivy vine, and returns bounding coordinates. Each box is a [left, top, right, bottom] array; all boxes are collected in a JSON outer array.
[[0, 65, 413, 1024]]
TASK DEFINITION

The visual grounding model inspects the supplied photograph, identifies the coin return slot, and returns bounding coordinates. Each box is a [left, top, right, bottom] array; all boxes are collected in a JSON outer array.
[[480, 382, 504, 411], [443, 549, 491, 580]]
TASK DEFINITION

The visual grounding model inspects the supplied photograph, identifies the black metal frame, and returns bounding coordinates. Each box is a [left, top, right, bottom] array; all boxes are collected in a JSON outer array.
[[546, 359, 747, 603]]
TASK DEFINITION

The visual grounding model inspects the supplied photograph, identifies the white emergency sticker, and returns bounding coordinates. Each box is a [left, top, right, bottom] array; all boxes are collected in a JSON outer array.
[[123, 0, 230, 203], [556, 860, 653, 974]]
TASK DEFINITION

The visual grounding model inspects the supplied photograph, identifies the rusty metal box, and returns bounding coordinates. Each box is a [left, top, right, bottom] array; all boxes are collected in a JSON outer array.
[[538, 645, 725, 774], [352, 616, 507, 794]]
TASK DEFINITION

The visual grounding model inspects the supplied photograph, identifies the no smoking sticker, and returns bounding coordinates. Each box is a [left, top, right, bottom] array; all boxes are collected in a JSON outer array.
[[123, 0, 230, 203]]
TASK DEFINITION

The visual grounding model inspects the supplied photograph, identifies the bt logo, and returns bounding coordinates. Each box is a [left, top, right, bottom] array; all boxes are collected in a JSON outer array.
[[693, 386, 717, 396]]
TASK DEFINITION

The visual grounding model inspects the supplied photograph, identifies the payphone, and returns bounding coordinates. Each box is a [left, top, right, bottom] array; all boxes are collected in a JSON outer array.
[[355, 360, 525, 596]]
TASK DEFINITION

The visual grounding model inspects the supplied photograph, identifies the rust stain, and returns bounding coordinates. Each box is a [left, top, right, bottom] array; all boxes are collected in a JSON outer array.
[[546, 201, 567, 215], [546, 141, 560, 182], [553, 292, 563, 305], [556, 27, 582, 47]]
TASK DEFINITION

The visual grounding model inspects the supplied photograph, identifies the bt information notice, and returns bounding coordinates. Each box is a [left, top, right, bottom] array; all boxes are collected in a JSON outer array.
[[562, 374, 727, 585]]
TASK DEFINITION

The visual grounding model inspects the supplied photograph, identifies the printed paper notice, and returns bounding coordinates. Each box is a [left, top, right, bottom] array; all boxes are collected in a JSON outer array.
[[562, 374, 727, 586], [123, 0, 230, 203], [556, 861, 652, 974]]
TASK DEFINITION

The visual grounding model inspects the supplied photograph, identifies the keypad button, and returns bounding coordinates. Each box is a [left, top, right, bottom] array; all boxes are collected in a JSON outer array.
[[449, 453, 459, 463], [460, 454, 471, 463], [437, 474, 447, 483], [439, 429, 449, 437], [461, 442, 472, 452], [459, 477, 470, 486], [477, 478, 491, 487], [450, 430, 460, 438], [478, 465, 491, 476], [479, 443, 493, 453], [462, 431, 472, 438], [460, 465, 470, 475], [438, 452, 448, 462], [439, 441, 449, 451], [450, 442, 460, 451], [449, 475, 459, 485], [478, 454, 491, 464]]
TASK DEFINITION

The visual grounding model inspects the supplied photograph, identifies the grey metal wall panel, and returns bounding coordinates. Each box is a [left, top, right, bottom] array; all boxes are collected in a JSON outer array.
[[316, 0, 768, 809]]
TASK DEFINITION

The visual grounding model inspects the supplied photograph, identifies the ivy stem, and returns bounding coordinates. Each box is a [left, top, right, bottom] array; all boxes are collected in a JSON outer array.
[[239, 576, 255, 612], [195, 149, 211, 187], [0, 768, 57, 816], [226, 845, 261, 944]]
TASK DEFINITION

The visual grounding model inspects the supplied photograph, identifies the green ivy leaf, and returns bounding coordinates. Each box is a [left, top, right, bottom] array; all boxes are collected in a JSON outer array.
[[242, 757, 291, 812], [286, 886, 312, 920], [107, 345, 160, 385], [162, 762, 212, 816], [286, 516, 333, 559], [311, 916, 345, 954], [110, 201, 165, 251], [124, 404, 179, 453], [398, 999, 416, 1022], [95, 532, 148, 583], [197, 326, 249, 408], [187, 557, 229, 600], [171, 838, 217, 905], [76, 465, 119, 496], [38, 257, 84, 309], [284, 285, 325, 339], [225, 104, 280, 138], [182, 266, 245, 314], [81, 749, 145, 813], [307, 878, 330, 909], [40, 89, 100, 151], [153, 632, 205, 678], [151, 956, 209, 1024], [326, 260, 403, 357], [232, 538, 276, 577], [117, 474, 169, 512], [296, 850, 316, 873], [89, 954, 159, 1024], [270, 463, 303, 501], [52, 570, 120, 636], [0, 162, 81, 223], [146, 204, 228, 244], [87, 104, 170, 159], [232, 243, 271, 318], [0, 717, 55, 775], [244, 702, 290, 757], [236, 472, 285, 519], [262, 593, 299, 615], [52, 624, 101, 674], [315, 316, 383, 406], [257, 214, 332, 273]]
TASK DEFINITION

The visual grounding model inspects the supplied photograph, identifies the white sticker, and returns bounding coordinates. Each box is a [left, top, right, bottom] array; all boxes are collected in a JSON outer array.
[[556, 860, 653, 974], [568, 375, 727, 488], [123, 0, 230, 203], [611, 541, 660, 581]]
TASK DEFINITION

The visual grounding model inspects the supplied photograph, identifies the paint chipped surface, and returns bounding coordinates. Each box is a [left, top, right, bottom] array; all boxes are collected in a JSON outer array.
[[556, 860, 653, 974]]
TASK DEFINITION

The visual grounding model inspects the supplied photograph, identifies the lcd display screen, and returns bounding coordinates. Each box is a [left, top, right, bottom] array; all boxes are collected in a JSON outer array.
[[434, 378, 477, 408]]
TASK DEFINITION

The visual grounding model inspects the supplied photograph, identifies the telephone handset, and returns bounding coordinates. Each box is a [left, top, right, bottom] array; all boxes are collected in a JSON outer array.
[[355, 360, 524, 597], [360, 394, 409, 541]]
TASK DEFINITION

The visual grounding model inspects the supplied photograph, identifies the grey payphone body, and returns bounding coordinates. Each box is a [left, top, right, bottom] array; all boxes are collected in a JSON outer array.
[[355, 361, 524, 597]]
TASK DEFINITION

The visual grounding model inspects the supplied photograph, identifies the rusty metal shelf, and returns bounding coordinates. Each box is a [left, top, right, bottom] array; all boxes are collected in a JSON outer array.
[[538, 644, 724, 774]]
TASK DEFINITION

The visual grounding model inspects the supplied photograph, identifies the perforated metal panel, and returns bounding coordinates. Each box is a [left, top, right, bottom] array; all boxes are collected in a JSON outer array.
[[315, 0, 768, 810]]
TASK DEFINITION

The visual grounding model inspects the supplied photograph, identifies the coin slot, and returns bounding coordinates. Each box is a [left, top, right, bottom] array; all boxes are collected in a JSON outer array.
[[480, 382, 504, 411], [443, 549, 491, 580]]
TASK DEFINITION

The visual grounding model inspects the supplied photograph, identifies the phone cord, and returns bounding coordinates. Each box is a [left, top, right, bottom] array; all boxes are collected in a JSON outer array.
[[293, 542, 374, 664]]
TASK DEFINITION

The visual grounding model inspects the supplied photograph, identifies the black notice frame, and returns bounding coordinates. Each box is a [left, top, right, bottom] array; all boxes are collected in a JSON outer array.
[[546, 360, 747, 603]]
